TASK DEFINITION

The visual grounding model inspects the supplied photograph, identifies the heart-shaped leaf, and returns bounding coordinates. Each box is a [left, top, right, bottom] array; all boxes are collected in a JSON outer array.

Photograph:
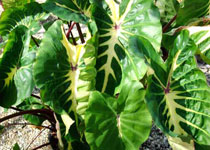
[[92, 0, 162, 95], [0, 2, 47, 36], [34, 20, 96, 132], [0, 26, 35, 107], [131, 31, 210, 147], [85, 81, 152, 150], [0, 3, 47, 97]]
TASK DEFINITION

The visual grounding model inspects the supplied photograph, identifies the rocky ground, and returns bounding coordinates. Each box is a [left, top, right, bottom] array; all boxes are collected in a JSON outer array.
[[198, 60, 210, 85], [0, 108, 52, 150], [140, 124, 172, 150]]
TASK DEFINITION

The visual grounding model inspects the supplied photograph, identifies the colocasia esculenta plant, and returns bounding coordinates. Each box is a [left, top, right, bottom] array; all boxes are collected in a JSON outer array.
[[0, 0, 210, 149]]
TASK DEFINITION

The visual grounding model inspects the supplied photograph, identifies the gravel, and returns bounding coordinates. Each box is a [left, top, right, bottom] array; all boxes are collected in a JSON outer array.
[[140, 124, 172, 150], [197, 60, 210, 85], [0, 107, 52, 150]]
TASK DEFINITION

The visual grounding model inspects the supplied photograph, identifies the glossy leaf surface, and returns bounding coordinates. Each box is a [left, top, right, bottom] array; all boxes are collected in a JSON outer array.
[[42, 0, 91, 24], [0, 27, 35, 107], [131, 31, 210, 146], [176, 0, 210, 26], [186, 26, 210, 64], [92, 0, 162, 95], [34, 20, 96, 123], [85, 82, 152, 150], [0, 2, 46, 36], [116, 42, 148, 93]]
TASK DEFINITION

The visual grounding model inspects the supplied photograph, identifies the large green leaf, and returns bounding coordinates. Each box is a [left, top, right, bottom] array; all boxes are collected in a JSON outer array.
[[186, 26, 210, 64], [42, 0, 91, 24], [2, 0, 35, 10], [34, 20, 96, 131], [0, 2, 46, 36], [0, 3, 42, 106], [131, 31, 210, 147], [176, 0, 210, 26], [0, 26, 35, 108], [76, 35, 97, 116], [92, 0, 162, 95], [116, 41, 148, 93], [85, 81, 152, 150]]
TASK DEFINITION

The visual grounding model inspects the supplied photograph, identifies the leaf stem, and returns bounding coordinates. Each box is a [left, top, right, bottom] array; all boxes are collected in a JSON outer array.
[[31, 142, 51, 150], [68, 22, 77, 45], [163, 15, 177, 33], [10, 106, 23, 111], [70, 31, 77, 45], [9, 106, 55, 125], [76, 23, 85, 43], [66, 22, 76, 40], [31, 36, 39, 47], [31, 93, 41, 99], [0, 109, 54, 124]]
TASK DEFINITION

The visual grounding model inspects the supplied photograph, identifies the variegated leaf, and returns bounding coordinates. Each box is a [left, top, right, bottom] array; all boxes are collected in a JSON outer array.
[[42, 0, 91, 24], [92, 0, 162, 95], [0, 2, 47, 36], [0, 2, 47, 108], [0, 26, 35, 107], [130, 31, 210, 146], [167, 136, 195, 150], [186, 26, 210, 64], [71, 0, 92, 17], [34, 20, 96, 130], [76, 34, 97, 116], [176, 0, 210, 26]]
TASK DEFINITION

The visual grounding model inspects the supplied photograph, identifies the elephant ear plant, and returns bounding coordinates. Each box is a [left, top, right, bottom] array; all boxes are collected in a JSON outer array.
[[0, 0, 209, 150]]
